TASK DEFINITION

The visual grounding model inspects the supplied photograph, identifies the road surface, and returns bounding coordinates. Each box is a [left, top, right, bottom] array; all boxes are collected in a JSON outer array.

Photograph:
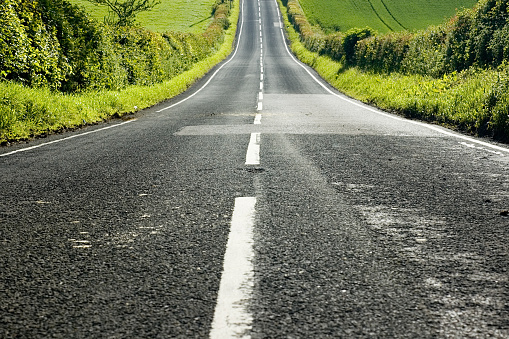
[[1, 0, 508, 337]]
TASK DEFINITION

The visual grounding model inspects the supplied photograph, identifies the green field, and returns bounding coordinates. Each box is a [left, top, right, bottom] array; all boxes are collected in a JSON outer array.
[[299, 0, 478, 33], [69, 0, 217, 33]]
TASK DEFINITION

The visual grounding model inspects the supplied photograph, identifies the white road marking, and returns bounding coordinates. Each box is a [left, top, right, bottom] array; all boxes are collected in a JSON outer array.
[[459, 142, 504, 156], [272, 0, 509, 154], [0, 120, 136, 158], [254, 113, 262, 124], [245, 133, 260, 165], [210, 197, 256, 339], [259, 92, 263, 100], [157, 0, 246, 113], [257, 102, 263, 112], [260, 82, 263, 90]]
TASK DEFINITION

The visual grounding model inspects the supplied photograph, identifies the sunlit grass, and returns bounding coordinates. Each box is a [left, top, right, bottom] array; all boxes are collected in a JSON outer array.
[[298, 0, 477, 33], [69, 0, 217, 33]]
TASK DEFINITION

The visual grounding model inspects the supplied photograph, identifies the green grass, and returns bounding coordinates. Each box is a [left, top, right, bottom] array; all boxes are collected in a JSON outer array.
[[299, 0, 478, 33], [0, 0, 240, 143], [69, 0, 217, 33]]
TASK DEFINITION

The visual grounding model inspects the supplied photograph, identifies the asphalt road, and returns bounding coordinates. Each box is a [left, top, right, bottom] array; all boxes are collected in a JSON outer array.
[[1, 0, 508, 337]]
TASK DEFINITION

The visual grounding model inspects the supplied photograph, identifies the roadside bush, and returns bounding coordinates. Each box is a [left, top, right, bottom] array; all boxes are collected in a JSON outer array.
[[443, 8, 475, 72], [342, 27, 375, 65], [287, 0, 314, 38], [402, 26, 448, 77], [0, 0, 66, 89], [355, 32, 411, 73]]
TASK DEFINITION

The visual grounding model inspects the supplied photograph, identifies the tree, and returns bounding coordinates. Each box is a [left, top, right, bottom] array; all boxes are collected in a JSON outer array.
[[86, 0, 161, 26]]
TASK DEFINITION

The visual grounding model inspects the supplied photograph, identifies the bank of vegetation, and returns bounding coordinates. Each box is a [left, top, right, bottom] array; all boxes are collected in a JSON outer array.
[[0, 0, 238, 143], [282, 0, 509, 141]]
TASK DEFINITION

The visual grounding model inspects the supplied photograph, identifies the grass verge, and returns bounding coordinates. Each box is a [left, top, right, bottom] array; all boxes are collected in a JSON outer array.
[[278, 0, 509, 141], [0, 0, 240, 144]]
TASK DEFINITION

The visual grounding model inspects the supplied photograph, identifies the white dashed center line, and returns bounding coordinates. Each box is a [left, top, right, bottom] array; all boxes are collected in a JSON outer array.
[[254, 114, 262, 124], [245, 133, 261, 165], [210, 197, 257, 339]]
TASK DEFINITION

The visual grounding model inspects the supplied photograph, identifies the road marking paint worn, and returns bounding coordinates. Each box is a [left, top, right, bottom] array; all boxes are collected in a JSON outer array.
[[272, 0, 509, 155], [459, 142, 504, 156], [0, 120, 136, 158], [254, 114, 262, 124], [257, 102, 263, 112], [245, 133, 260, 165], [210, 197, 256, 339]]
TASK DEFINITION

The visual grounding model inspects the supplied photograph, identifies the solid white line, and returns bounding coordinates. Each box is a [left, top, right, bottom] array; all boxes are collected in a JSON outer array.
[[210, 197, 256, 339], [260, 73, 264, 81], [254, 113, 262, 124], [273, 0, 509, 154], [0, 120, 136, 158], [245, 133, 260, 165], [157, 0, 246, 113]]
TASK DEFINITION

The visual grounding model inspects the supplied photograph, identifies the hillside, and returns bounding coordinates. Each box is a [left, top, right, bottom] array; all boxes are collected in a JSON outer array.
[[298, 0, 478, 33], [69, 0, 217, 33]]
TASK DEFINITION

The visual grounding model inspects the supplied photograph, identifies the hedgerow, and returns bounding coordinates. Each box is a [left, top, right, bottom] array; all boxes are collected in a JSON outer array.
[[0, 0, 231, 92], [286, 0, 509, 74]]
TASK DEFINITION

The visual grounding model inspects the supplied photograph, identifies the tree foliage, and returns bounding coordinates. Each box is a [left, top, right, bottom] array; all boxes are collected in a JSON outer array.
[[0, 0, 230, 91], [85, 0, 161, 26]]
